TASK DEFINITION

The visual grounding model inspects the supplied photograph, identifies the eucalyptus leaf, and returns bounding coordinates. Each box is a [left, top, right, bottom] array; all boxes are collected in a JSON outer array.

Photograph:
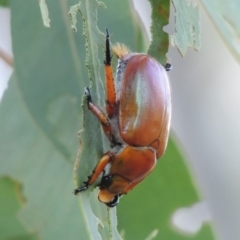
[[0, 73, 87, 239], [170, 0, 201, 55]]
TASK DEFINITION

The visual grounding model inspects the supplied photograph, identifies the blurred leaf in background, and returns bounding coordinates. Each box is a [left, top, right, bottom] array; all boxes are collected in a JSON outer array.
[[0, 177, 37, 240], [117, 137, 214, 240], [0, 0, 9, 7], [200, 0, 240, 64]]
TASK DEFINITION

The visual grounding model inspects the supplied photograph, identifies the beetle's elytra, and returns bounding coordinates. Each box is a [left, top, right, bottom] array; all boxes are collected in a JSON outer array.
[[74, 29, 171, 207]]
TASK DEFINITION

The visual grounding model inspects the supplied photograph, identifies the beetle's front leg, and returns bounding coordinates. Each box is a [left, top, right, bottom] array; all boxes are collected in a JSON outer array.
[[104, 29, 116, 118], [74, 153, 112, 195], [84, 87, 112, 139]]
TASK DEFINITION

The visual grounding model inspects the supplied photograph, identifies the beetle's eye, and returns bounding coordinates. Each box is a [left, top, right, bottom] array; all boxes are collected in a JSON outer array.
[[101, 175, 113, 188]]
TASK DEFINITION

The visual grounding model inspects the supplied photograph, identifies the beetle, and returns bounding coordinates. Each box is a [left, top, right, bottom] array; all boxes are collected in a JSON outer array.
[[74, 29, 171, 207]]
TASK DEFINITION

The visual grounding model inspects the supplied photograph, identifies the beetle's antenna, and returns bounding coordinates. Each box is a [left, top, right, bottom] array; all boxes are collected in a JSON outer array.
[[104, 28, 111, 66]]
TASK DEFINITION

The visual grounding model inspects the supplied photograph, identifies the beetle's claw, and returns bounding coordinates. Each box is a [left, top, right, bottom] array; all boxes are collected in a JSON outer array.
[[165, 63, 172, 71], [73, 185, 88, 195], [104, 27, 111, 66], [105, 28, 109, 38], [84, 87, 92, 103], [106, 194, 120, 207]]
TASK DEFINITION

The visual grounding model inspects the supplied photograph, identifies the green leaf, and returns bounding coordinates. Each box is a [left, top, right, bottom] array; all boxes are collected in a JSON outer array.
[[117, 138, 215, 240], [0, 0, 88, 238], [200, 0, 240, 64], [0, 177, 37, 240], [70, 1, 107, 239], [0, 72, 87, 239], [170, 0, 201, 56], [148, 0, 171, 64]]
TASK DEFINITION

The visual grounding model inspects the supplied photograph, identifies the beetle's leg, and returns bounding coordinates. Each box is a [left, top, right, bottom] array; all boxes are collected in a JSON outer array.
[[88, 153, 112, 185], [104, 28, 116, 118], [165, 63, 172, 71], [84, 87, 112, 139], [74, 153, 112, 195]]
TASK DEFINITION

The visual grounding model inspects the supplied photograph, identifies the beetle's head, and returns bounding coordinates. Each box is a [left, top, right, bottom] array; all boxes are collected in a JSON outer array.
[[105, 194, 120, 207], [98, 189, 120, 207], [100, 174, 113, 188]]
